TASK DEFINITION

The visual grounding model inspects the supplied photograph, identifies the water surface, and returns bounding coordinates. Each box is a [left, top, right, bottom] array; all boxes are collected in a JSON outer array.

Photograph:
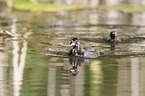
[[0, 5, 145, 96]]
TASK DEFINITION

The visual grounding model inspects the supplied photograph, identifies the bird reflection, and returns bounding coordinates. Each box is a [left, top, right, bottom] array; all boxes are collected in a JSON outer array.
[[110, 42, 116, 50], [69, 57, 91, 76]]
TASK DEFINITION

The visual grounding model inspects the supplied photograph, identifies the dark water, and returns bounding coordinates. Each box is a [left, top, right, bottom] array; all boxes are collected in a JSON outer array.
[[1, 5, 145, 96]]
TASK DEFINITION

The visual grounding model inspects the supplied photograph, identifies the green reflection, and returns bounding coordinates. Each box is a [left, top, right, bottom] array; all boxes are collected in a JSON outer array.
[[99, 4, 145, 13]]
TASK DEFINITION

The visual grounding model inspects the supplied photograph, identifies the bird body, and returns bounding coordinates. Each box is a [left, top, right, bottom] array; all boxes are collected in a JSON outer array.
[[68, 38, 100, 58]]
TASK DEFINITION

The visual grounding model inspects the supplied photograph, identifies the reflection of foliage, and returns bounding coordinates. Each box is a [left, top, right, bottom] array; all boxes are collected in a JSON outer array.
[[99, 4, 145, 13], [8, 0, 84, 12]]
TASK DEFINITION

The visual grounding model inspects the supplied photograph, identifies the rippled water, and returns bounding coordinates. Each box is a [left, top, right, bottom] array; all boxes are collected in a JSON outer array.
[[1, 5, 145, 96]]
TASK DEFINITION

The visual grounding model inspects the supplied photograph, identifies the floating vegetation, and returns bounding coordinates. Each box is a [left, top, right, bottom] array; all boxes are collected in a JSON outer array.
[[7, 0, 84, 12], [99, 4, 145, 13]]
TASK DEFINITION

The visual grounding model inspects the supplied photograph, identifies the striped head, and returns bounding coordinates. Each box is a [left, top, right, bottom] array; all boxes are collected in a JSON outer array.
[[70, 38, 80, 47]]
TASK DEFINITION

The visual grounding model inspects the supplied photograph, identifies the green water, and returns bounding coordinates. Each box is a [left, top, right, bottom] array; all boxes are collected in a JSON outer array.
[[1, 5, 145, 96]]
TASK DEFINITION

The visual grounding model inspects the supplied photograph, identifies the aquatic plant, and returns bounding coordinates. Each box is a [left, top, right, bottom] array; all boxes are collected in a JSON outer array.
[[99, 4, 145, 13], [6, 0, 84, 12]]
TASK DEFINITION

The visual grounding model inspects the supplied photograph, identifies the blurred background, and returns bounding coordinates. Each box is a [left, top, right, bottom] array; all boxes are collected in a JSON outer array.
[[1, 0, 145, 96]]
